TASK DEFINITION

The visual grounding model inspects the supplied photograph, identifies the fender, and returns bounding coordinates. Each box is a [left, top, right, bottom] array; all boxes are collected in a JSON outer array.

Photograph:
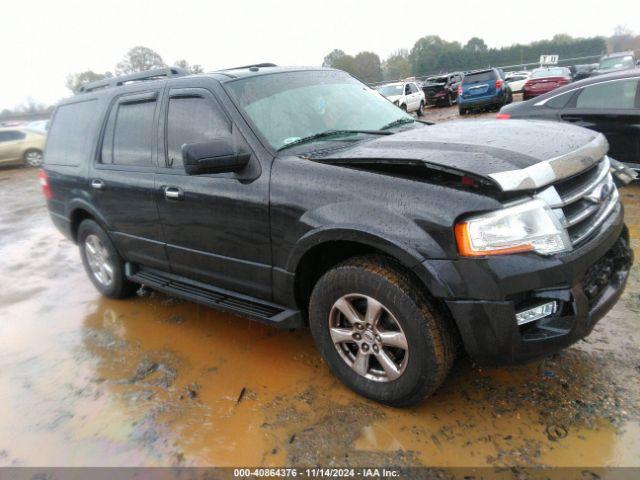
[[286, 225, 426, 274], [66, 198, 113, 235]]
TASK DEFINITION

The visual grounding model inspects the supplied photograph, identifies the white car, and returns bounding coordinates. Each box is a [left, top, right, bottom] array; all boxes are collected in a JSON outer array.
[[505, 71, 531, 93], [377, 81, 425, 116]]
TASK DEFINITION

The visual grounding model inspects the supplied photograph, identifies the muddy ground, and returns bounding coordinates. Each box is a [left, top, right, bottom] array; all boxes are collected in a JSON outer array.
[[0, 111, 639, 470]]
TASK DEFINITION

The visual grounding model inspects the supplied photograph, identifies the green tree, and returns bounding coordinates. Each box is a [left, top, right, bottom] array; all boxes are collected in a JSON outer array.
[[116, 46, 166, 75], [174, 59, 204, 74], [322, 49, 356, 74], [65, 70, 112, 94], [352, 51, 383, 83], [464, 37, 487, 52], [383, 49, 411, 81]]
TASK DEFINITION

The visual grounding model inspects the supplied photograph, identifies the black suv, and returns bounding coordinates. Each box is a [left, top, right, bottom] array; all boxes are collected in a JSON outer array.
[[422, 73, 462, 107], [43, 65, 633, 406]]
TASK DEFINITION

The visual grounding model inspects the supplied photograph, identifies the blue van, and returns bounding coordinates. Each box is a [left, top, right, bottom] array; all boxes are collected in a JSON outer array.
[[458, 68, 513, 115]]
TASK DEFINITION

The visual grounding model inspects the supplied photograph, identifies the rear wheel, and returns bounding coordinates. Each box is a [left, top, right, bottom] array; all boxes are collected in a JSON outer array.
[[308, 255, 457, 407], [459, 107, 467, 115], [446, 94, 453, 107], [417, 101, 425, 117], [78, 219, 138, 299], [23, 149, 43, 167]]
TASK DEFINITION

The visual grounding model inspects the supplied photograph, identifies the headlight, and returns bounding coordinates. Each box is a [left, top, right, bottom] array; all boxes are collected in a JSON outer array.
[[455, 199, 571, 256]]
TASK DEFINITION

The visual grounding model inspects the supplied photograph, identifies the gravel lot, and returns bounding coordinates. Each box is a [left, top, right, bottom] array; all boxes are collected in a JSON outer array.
[[1, 108, 639, 469]]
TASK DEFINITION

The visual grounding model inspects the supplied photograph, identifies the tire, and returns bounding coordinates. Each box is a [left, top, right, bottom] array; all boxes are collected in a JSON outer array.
[[77, 219, 139, 299], [400, 104, 407, 112], [417, 101, 424, 117], [459, 107, 466, 115], [308, 255, 457, 407], [23, 149, 43, 167], [446, 94, 453, 107]]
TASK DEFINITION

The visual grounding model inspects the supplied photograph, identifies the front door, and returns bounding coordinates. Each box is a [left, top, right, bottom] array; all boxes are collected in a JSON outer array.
[[560, 78, 640, 167], [155, 86, 272, 300], [0, 130, 26, 164], [90, 89, 169, 271]]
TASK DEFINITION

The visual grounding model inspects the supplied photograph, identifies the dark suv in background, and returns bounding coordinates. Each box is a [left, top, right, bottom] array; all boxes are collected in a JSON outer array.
[[422, 73, 462, 107], [43, 65, 633, 407], [458, 68, 512, 114]]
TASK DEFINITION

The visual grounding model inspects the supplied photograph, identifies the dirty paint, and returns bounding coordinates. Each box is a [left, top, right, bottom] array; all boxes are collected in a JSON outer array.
[[0, 166, 639, 468]]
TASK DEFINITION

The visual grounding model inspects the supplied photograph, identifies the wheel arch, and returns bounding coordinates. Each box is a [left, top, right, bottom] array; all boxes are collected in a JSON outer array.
[[68, 200, 111, 243], [288, 228, 429, 319]]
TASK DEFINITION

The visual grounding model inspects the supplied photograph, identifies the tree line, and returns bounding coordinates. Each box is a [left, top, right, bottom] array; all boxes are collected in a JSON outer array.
[[322, 30, 636, 83]]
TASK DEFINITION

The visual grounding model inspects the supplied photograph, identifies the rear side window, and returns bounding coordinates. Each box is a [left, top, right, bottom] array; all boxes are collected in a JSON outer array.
[[45, 100, 98, 166], [463, 70, 495, 83], [575, 79, 639, 109], [545, 91, 574, 109], [166, 96, 230, 168], [101, 99, 156, 166]]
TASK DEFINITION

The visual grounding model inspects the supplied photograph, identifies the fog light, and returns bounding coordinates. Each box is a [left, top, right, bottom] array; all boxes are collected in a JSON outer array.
[[516, 301, 558, 326]]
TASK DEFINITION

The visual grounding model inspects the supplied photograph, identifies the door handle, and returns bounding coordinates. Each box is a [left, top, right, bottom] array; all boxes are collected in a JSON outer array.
[[164, 186, 184, 200], [91, 179, 105, 190]]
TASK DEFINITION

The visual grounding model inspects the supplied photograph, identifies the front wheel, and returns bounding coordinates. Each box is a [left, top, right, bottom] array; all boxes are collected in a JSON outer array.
[[308, 256, 457, 407]]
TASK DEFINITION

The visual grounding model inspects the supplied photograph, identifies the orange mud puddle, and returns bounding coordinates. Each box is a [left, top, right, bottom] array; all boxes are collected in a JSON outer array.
[[0, 168, 639, 468]]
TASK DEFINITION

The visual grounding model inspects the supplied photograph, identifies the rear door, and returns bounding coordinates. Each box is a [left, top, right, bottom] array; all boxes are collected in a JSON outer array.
[[90, 89, 169, 270], [155, 84, 272, 300], [559, 78, 640, 166]]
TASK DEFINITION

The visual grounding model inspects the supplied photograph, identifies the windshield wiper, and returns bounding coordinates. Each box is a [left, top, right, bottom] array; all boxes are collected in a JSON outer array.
[[277, 129, 392, 151], [380, 118, 416, 130]]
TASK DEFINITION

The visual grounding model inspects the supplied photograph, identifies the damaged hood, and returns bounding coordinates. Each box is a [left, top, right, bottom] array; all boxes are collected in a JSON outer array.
[[315, 120, 608, 191]]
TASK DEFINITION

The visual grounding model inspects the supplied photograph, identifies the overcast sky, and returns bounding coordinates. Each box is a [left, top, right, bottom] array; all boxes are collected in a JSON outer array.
[[1, 0, 637, 110]]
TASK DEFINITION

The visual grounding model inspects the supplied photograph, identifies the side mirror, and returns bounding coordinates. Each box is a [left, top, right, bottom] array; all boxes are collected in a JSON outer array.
[[182, 138, 250, 175]]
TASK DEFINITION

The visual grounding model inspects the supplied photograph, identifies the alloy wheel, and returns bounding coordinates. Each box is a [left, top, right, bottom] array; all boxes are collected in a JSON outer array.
[[84, 234, 114, 287], [328, 293, 409, 382], [25, 151, 43, 167]]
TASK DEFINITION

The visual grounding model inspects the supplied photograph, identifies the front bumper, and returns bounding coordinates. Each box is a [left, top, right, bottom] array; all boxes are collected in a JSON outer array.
[[419, 205, 633, 364]]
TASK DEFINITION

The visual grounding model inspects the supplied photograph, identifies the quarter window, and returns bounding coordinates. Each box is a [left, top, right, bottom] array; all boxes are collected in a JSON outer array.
[[575, 79, 639, 109], [166, 96, 230, 168], [46, 100, 97, 166], [102, 99, 156, 166]]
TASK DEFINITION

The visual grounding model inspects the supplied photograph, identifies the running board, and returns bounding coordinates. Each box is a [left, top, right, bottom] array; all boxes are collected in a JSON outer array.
[[125, 263, 303, 329]]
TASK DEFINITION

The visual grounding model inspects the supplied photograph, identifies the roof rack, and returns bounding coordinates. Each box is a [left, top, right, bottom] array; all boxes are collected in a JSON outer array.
[[219, 63, 277, 71], [78, 67, 189, 94]]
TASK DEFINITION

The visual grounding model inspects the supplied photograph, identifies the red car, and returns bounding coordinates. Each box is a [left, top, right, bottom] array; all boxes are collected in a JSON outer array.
[[522, 67, 572, 100]]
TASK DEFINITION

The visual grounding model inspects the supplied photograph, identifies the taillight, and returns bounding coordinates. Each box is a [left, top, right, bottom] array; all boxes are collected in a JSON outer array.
[[458, 85, 462, 95], [496, 113, 511, 119], [495, 79, 503, 89], [39, 169, 53, 200]]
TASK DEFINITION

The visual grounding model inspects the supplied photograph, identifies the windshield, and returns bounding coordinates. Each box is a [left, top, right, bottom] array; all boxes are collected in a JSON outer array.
[[377, 84, 404, 96], [226, 71, 413, 151], [531, 67, 569, 78], [599, 56, 634, 70]]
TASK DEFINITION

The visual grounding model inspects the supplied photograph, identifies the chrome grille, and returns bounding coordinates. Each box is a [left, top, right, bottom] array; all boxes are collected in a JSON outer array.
[[538, 157, 619, 247]]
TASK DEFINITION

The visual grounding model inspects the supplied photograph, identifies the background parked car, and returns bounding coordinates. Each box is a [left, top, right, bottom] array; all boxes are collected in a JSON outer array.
[[591, 51, 638, 77], [522, 66, 572, 100], [458, 68, 512, 115], [504, 71, 531, 93], [498, 70, 640, 174], [422, 73, 462, 107], [0, 128, 46, 167], [377, 81, 425, 115], [572, 63, 598, 81]]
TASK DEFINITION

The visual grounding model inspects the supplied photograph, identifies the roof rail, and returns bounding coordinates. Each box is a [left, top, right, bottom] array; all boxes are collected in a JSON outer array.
[[219, 63, 277, 71], [78, 67, 189, 94]]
